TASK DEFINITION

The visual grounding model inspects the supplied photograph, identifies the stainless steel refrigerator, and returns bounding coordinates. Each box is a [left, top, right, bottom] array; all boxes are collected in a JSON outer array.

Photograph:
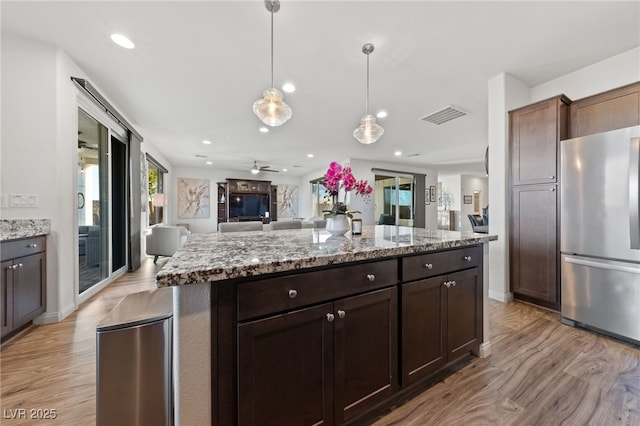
[[560, 125, 640, 344]]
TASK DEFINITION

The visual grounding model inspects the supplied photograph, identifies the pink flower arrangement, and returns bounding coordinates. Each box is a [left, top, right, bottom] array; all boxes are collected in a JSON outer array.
[[323, 162, 373, 218]]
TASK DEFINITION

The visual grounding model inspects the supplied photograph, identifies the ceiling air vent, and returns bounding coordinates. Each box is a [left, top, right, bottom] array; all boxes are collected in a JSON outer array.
[[420, 105, 467, 125]]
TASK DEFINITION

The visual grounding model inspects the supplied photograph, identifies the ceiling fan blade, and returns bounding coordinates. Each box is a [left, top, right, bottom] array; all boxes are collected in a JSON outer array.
[[263, 169, 279, 173]]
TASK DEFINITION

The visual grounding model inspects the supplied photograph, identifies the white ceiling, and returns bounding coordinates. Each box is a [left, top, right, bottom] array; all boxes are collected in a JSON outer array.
[[3, 1, 639, 177]]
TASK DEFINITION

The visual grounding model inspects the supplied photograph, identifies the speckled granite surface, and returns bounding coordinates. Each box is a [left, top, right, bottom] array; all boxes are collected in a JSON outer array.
[[157, 225, 497, 287], [0, 219, 51, 241]]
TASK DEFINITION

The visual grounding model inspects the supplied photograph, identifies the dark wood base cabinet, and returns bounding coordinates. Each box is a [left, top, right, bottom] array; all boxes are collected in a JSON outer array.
[[219, 245, 483, 426], [1, 236, 47, 340]]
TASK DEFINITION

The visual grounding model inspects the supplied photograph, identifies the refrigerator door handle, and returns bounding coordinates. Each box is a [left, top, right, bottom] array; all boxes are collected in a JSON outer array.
[[630, 137, 640, 249], [564, 255, 640, 274]]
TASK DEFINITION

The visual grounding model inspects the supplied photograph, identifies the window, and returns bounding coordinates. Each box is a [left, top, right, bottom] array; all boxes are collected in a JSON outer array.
[[147, 154, 168, 225]]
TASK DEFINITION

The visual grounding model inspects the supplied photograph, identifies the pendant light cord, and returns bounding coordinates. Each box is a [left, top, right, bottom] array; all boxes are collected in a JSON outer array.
[[270, 6, 274, 89], [366, 52, 370, 114]]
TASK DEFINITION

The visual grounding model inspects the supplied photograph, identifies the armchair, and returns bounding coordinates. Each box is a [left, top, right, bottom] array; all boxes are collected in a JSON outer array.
[[467, 214, 488, 234], [145, 225, 190, 263]]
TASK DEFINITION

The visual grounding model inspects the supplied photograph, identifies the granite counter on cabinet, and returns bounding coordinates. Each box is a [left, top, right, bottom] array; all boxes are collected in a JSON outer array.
[[162, 225, 497, 426], [0, 219, 50, 241], [157, 225, 497, 287]]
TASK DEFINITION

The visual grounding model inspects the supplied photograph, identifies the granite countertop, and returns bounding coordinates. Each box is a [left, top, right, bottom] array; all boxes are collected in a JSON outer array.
[[157, 225, 497, 287], [0, 219, 51, 241]]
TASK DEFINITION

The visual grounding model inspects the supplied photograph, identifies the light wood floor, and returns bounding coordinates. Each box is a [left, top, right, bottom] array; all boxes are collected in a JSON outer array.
[[2, 260, 639, 425]]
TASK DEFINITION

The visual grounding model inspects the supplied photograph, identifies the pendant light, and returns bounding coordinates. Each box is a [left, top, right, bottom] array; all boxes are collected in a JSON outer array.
[[253, 0, 292, 127], [353, 43, 384, 144]]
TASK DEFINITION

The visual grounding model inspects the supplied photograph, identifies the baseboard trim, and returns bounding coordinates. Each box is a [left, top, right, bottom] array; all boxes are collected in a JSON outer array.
[[488, 289, 513, 302], [479, 341, 492, 358], [34, 302, 76, 324]]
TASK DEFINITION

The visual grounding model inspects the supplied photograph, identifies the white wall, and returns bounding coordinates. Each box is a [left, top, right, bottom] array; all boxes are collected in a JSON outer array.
[[2, 33, 150, 321], [170, 167, 302, 234], [488, 46, 640, 304]]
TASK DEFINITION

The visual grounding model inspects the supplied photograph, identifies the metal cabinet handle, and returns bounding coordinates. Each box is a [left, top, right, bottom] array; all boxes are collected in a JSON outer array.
[[366, 274, 376, 282], [450, 280, 456, 287], [443, 281, 450, 288], [17, 263, 23, 268], [464, 256, 472, 262], [550, 188, 556, 192], [425, 263, 433, 270], [9, 264, 18, 270], [338, 310, 346, 319], [549, 175, 555, 179], [288, 289, 298, 299], [27, 244, 37, 248], [326, 313, 335, 322]]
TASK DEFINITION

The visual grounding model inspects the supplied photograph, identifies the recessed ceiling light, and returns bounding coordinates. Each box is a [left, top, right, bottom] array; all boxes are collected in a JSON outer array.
[[307, 154, 314, 158], [202, 140, 212, 145], [259, 127, 269, 133], [282, 83, 296, 93], [376, 110, 388, 118], [394, 150, 402, 156], [110, 34, 135, 49], [282, 168, 288, 172], [206, 161, 213, 165]]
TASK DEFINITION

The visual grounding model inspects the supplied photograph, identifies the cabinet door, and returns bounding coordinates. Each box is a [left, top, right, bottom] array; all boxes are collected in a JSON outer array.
[[13, 253, 46, 329], [570, 82, 640, 138], [1, 261, 14, 337], [446, 268, 482, 360], [238, 302, 334, 426], [334, 287, 397, 424], [510, 97, 569, 185], [510, 184, 559, 309], [401, 276, 446, 385]]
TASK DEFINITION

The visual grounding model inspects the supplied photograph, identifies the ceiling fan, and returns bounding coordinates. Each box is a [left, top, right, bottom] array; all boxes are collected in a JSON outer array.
[[250, 161, 279, 174]]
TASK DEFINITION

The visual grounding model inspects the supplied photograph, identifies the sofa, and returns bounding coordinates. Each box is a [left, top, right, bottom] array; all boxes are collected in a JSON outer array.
[[79, 225, 101, 266], [145, 225, 190, 263]]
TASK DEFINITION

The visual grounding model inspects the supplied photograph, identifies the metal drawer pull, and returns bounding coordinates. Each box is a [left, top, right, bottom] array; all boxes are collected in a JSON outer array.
[[288, 289, 298, 299], [444, 281, 450, 288], [464, 256, 472, 262], [550, 188, 556, 192], [27, 244, 37, 248], [9, 264, 18, 270], [338, 310, 346, 319], [366, 274, 376, 282], [17, 263, 23, 268], [425, 263, 433, 270], [326, 313, 335, 322], [450, 280, 456, 287], [549, 175, 555, 179]]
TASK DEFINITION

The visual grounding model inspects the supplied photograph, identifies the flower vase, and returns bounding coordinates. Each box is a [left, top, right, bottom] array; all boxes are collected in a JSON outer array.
[[325, 215, 351, 236]]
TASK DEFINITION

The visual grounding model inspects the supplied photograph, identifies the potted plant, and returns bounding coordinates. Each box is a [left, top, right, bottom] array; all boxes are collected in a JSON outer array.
[[322, 162, 373, 235]]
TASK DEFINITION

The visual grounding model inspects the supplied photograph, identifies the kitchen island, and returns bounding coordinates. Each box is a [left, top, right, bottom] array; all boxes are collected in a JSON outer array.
[[158, 225, 497, 426]]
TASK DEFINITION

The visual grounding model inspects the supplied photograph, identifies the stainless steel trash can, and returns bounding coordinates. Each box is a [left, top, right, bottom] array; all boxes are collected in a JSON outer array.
[[96, 288, 173, 426]]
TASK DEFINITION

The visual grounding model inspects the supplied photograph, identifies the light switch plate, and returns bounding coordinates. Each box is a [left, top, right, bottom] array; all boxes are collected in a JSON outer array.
[[9, 194, 39, 208]]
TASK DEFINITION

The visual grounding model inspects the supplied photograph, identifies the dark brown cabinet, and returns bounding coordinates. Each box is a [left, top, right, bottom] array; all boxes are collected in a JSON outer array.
[[217, 182, 227, 225], [509, 95, 568, 310], [510, 184, 558, 308], [510, 95, 570, 186], [1, 236, 46, 339], [270, 185, 278, 222], [401, 246, 482, 386], [570, 82, 640, 138], [238, 287, 397, 426]]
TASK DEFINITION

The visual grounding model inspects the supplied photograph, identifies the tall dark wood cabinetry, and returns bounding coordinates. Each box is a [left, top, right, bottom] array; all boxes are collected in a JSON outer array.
[[509, 95, 569, 310], [570, 82, 640, 138], [217, 182, 227, 225]]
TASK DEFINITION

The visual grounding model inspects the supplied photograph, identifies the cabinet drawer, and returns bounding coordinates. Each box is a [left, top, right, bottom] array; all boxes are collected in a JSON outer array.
[[402, 245, 481, 282], [1, 236, 46, 261], [238, 259, 398, 321]]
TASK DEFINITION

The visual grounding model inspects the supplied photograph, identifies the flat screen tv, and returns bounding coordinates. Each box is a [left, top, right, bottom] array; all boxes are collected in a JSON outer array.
[[229, 193, 269, 218]]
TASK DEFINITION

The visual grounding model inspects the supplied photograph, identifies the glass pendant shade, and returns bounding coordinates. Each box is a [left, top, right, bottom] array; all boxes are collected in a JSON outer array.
[[253, 88, 292, 127], [353, 114, 384, 144]]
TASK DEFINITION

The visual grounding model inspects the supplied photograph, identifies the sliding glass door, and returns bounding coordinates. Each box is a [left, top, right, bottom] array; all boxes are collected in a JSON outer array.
[[77, 108, 109, 293], [374, 174, 415, 226]]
